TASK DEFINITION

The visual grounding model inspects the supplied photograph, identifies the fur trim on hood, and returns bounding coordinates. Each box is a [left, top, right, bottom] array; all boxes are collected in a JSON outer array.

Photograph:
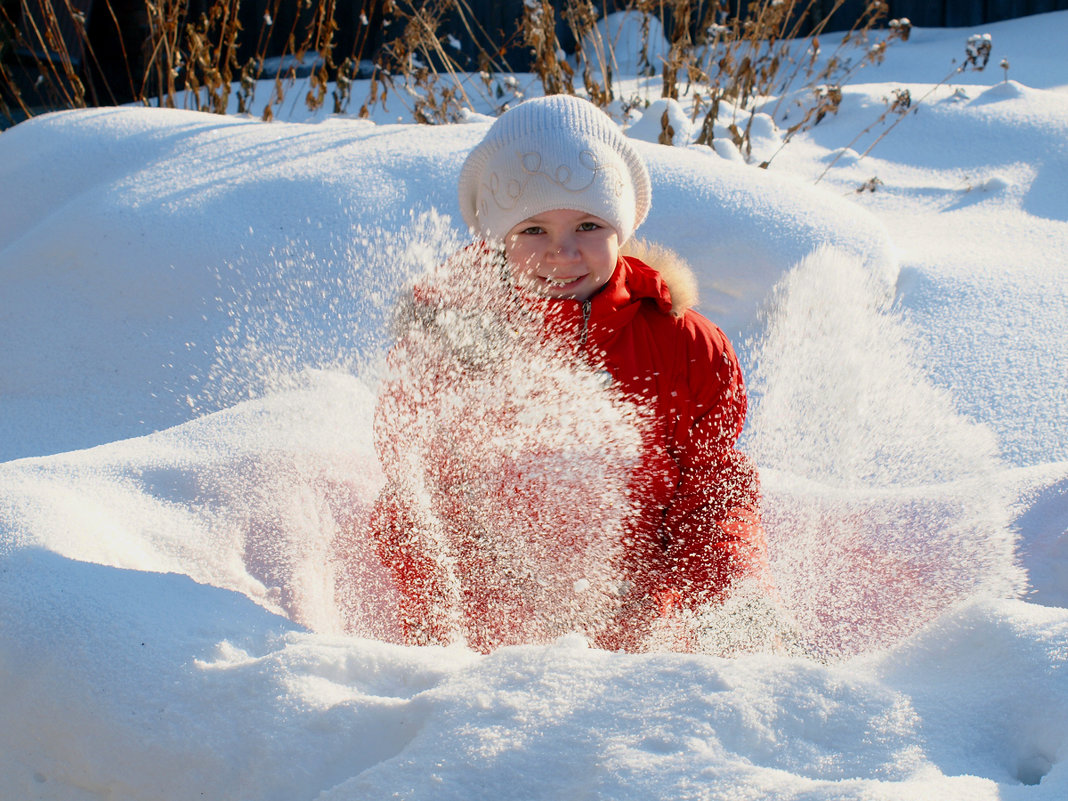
[[621, 238, 699, 317]]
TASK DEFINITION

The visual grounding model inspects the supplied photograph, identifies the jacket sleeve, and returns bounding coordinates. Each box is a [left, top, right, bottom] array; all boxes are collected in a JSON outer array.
[[660, 314, 770, 608], [369, 292, 461, 645]]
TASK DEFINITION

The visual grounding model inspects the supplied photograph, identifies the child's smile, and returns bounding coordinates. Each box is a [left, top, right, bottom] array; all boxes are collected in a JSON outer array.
[[504, 209, 620, 301]]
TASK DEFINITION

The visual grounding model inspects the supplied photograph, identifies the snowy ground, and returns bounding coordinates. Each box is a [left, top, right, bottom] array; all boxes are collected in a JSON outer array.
[[1, 9, 1067, 801]]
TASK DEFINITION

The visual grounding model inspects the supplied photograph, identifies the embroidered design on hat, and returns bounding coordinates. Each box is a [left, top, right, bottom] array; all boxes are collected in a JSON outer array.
[[479, 147, 625, 218]]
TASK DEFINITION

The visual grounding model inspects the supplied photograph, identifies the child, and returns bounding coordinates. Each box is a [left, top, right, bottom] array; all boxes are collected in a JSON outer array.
[[369, 95, 771, 654]]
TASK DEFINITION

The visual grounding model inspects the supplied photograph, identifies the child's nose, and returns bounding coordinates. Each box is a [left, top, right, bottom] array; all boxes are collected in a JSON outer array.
[[547, 236, 580, 263]]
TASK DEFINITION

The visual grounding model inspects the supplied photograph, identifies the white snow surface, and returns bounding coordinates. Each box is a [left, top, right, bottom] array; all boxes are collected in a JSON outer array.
[[2, 10, 1068, 800]]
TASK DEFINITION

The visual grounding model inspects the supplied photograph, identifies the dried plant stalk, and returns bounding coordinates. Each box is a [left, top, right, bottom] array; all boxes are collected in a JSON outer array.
[[0, 0, 924, 178]]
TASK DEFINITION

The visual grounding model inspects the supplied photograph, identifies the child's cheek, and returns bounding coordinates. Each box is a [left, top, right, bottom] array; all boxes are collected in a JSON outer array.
[[508, 246, 540, 277]]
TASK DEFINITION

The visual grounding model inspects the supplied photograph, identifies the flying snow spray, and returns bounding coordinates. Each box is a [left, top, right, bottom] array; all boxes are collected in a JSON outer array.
[[744, 247, 1024, 659]]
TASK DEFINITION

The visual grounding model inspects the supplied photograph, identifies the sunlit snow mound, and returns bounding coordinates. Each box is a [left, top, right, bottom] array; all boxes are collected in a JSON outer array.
[[2, 550, 1066, 799], [0, 371, 392, 635]]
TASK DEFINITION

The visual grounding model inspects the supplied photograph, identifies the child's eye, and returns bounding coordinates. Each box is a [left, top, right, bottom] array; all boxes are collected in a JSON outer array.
[[577, 221, 601, 232], [519, 226, 544, 235]]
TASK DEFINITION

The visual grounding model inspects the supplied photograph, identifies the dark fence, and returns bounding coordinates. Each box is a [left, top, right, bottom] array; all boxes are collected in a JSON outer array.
[[876, 0, 1068, 26], [11, 1, 1068, 67], [4, 0, 1067, 111]]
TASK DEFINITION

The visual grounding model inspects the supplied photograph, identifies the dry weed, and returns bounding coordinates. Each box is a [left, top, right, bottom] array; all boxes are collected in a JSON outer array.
[[0, 0, 948, 175]]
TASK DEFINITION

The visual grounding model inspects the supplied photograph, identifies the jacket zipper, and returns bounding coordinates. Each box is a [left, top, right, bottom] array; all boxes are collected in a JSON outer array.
[[579, 299, 591, 347]]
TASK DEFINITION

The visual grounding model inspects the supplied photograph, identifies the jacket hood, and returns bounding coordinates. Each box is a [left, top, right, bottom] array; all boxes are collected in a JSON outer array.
[[619, 239, 700, 317]]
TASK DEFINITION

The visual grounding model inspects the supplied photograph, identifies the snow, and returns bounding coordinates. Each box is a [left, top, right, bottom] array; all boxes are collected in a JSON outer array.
[[2, 9, 1067, 800]]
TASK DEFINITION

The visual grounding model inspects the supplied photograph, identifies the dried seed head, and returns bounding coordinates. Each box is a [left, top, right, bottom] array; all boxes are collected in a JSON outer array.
[[964, 33, 993, 71]]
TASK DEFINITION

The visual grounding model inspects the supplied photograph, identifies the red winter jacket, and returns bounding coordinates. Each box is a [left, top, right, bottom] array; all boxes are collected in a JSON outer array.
[[370, 242, 769, 652]]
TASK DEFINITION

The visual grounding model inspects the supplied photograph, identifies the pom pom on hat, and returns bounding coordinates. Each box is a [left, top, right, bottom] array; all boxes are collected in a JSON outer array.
[[458, 95, 651, 243]]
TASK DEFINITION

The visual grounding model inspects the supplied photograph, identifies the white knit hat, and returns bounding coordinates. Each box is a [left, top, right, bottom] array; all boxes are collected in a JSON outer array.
[[458, 95, 651, 243]]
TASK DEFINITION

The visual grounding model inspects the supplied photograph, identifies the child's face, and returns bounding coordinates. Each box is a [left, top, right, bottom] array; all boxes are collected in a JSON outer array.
[[503, 209, 619, 302]]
